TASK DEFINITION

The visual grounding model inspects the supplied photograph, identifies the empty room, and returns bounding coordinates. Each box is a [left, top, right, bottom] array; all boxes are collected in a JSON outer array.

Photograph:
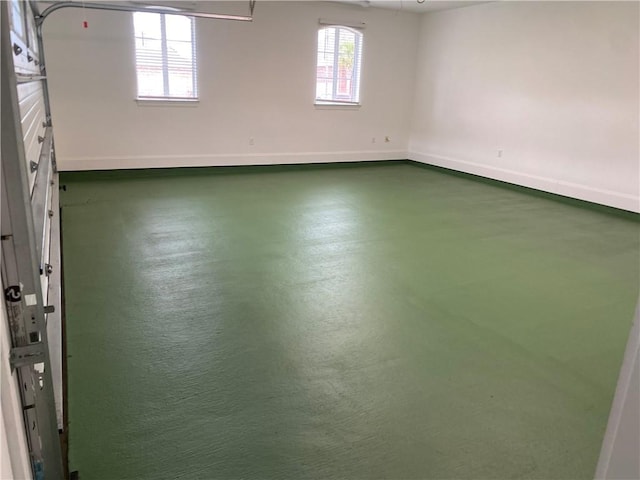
[[1, 0, 638, 479]]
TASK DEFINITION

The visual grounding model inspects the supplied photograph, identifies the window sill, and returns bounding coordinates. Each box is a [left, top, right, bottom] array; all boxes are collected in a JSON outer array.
[[135, 98, 199, 107], [314, 102, 361, 110]]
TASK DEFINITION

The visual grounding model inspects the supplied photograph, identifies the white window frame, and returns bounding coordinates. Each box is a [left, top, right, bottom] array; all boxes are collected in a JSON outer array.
[[315, 25, 363, 107], [133, 12, 198, 103]]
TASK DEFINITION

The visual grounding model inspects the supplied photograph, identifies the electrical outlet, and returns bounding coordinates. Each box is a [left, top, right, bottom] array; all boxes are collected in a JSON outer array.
[[385, 136, 391, 143], [249, 137, 254, 146], [371, 137, 376, 143], [497, 149, 503, 158]]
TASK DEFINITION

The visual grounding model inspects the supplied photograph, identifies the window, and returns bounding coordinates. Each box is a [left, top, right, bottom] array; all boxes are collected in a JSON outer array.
[[133, 12, 197, 100], [10, 0, 25, 41], [315, 26, 363, 105]]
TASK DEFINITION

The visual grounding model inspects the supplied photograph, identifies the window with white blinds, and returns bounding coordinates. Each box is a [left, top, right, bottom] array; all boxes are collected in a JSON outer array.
[[133, 12, 197, 100], [316, 26, 363, 105]]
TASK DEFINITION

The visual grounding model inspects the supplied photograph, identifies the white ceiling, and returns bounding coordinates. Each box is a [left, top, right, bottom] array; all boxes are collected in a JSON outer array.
[[41, 0, 487, 15], [333, 0, 488, 13]]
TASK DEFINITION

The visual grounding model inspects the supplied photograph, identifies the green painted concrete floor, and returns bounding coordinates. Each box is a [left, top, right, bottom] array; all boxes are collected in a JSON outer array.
[[60, 163, 639, 479]]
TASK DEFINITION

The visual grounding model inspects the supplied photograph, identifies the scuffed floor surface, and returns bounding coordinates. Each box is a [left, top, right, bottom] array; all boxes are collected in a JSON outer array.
[[61, 163, 639, 479]]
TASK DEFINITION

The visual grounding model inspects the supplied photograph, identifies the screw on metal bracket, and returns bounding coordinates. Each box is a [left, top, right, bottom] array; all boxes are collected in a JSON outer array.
[[30, 161, 39, 172], [48, 209, 54, 218], [13, 43, 22, 56], [37, 135, 45, 143], [44, 264, 53, 276]]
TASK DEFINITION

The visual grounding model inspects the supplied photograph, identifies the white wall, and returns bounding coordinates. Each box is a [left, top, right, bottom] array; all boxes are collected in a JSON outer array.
[[42, 1, 419, 170], [596, 304, 640, 480], [409, 1, 640, 212]]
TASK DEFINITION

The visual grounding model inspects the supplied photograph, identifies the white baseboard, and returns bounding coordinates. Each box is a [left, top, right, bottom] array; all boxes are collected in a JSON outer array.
[[58, 149, 639, 213], [409, 150, 640, 213], [58, 150, 408, 172]]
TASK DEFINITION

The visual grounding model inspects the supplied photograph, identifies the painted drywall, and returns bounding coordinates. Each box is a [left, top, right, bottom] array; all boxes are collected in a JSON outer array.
[[42, 1, 419, 170], [0, 294, 33, 480], [595, 304, 640, 480], [409, 1, 640, 212]]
